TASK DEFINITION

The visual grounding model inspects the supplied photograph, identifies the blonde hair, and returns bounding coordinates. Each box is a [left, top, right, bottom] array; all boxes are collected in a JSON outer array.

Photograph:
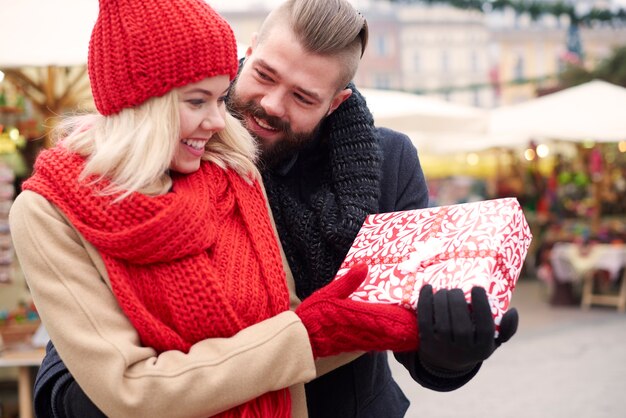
[[54, 89, 259, 200], [258, 0, 368, 89]]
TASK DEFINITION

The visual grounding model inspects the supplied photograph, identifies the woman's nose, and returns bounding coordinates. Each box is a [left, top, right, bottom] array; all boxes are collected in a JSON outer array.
[[201, 109, 225, 132]]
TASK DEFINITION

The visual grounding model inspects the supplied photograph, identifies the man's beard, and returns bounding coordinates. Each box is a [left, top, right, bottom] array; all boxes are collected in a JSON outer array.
[[228, 91, 322, 168]]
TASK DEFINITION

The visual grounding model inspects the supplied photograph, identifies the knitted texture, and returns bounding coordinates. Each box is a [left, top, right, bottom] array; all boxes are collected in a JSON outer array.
[[24, 146, 290, 418], [89, 0, 238, 115], [295, 264, 419, 358], [262, 84, 382, 299]]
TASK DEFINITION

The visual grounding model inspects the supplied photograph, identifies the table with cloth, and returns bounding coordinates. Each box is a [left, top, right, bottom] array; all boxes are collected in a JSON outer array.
[[550, 242, 626, 311]]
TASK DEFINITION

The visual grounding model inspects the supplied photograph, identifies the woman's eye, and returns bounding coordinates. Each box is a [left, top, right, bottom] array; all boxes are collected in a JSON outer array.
[[186, 99, 205, 107]]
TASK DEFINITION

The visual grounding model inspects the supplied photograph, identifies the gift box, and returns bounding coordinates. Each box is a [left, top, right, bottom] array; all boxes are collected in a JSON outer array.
[[335, 198, 532, 326]]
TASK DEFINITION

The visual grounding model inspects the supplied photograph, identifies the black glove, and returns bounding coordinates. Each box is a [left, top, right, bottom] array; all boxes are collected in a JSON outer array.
[[417, 284, 518, 376]]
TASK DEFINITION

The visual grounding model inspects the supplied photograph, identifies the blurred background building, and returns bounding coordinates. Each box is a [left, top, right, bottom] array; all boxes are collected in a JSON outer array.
[[217, 0, 626, 107]]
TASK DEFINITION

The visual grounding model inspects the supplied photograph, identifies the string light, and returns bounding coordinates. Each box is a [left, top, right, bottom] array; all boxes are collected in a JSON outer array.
[[524, 148, 536, 161], [536, 144, 550, 158], [466, 153, 480, 166]]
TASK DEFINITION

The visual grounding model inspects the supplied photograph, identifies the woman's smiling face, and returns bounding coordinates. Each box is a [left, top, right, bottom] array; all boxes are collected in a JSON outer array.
[[171, 75, 230, 174]]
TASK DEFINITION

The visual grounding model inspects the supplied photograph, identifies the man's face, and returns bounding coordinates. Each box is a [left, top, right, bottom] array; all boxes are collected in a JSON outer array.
[[229, 24, 351, 165]]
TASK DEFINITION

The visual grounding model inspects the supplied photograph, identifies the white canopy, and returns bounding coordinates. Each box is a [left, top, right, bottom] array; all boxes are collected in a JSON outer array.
[[405, 130, 529, 154], [0, 0, 98, 68], [489, 80, 626, 143], [359, 88, 529, 154], [0, 0, 251, 68], [0, 0, 249, 148], [360, 88, 488, 134]]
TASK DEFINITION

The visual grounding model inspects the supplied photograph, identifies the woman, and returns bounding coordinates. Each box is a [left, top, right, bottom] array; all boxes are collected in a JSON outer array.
[[9, 1, 418, 417]]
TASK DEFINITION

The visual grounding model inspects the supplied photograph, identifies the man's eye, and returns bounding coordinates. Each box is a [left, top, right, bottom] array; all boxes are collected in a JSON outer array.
[[255, 69, 272, 81], [294, 94, 313, 105]]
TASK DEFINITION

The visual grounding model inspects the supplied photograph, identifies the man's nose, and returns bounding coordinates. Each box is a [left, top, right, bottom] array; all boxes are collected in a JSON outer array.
[[259, 90, 286, 118]]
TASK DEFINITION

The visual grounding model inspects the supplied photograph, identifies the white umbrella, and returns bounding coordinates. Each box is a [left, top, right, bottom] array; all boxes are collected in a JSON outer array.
[[0, 0, 98, 68], [489, 80, 626, 143], [0, 0, 100, 146], [359, 88, 529, 154], [0, 1, 249, 146], [360, 88, 488, 134], [405, 130, 529, 155], [0, 0, 249, 67]]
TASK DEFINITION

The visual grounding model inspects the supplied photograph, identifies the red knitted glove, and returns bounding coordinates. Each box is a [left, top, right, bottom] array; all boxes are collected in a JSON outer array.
[[295, 264, 419, 358]]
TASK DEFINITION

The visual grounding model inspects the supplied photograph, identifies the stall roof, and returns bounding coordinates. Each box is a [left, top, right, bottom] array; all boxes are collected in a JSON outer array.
[[360, 88, 528, 154], [0, 0, 251, 68], [489, 80, 626, 143], [0, 0, 98, 68]]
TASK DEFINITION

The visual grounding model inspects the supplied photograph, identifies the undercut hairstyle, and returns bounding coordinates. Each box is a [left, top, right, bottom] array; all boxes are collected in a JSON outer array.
[[257, 0, 368, 90], [54, 90, 259, 201]]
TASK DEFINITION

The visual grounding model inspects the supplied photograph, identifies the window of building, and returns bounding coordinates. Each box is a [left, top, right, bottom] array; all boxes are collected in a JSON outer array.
[[472, 87, 481, 107], [374, 34, 389, 57], [441, 51, 449, 73], [413, 52, 420, 72], [514, 54, 525, 82], [470, 51, 479, 73], [374, 73, 391, 89]]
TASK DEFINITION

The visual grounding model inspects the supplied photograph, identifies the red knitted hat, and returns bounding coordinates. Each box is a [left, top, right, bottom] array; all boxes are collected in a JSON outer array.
[[88, 0, 239, 115]]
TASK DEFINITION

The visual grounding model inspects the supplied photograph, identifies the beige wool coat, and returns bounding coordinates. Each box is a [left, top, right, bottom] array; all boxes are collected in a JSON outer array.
[[10, 190, 361, 418]]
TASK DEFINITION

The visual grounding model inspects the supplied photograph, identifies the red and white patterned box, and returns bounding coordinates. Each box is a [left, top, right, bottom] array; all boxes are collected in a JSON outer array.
[[335, 198, 532, 325]]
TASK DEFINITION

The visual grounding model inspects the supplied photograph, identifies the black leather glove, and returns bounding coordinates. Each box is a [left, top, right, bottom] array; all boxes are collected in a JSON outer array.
[[417, 284, 518, 376]]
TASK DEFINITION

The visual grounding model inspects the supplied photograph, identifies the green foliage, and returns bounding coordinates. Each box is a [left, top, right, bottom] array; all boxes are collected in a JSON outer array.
[[559, 64, 594, 88], [383, 1, 626, 89], [559, 46, 626, 89], [594, 46, 626, 87], [384, 0, 626, 25]]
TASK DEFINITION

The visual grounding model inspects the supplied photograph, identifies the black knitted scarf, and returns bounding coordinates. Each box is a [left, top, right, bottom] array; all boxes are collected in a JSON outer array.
[[261, 86, 382, 299]]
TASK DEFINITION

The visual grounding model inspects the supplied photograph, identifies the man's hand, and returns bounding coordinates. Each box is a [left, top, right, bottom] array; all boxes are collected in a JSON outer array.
[[416, 284, 518, 375]]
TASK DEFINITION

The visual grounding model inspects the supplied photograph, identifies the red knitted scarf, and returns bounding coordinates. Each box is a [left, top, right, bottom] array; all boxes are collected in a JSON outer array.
[[24, 146, 291, 417]]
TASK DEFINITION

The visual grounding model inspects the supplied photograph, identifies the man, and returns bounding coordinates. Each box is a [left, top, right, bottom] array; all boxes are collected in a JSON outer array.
[[33, 0, 518, 416]]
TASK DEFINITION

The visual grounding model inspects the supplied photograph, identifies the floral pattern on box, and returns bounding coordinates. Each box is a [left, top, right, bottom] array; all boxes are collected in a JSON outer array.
[[335, 198, 532, 325]]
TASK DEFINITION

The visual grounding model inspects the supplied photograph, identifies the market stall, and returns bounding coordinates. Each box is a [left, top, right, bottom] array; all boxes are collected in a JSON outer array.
[[488, 81, 626, 306], [0, 0, 98, 147]]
